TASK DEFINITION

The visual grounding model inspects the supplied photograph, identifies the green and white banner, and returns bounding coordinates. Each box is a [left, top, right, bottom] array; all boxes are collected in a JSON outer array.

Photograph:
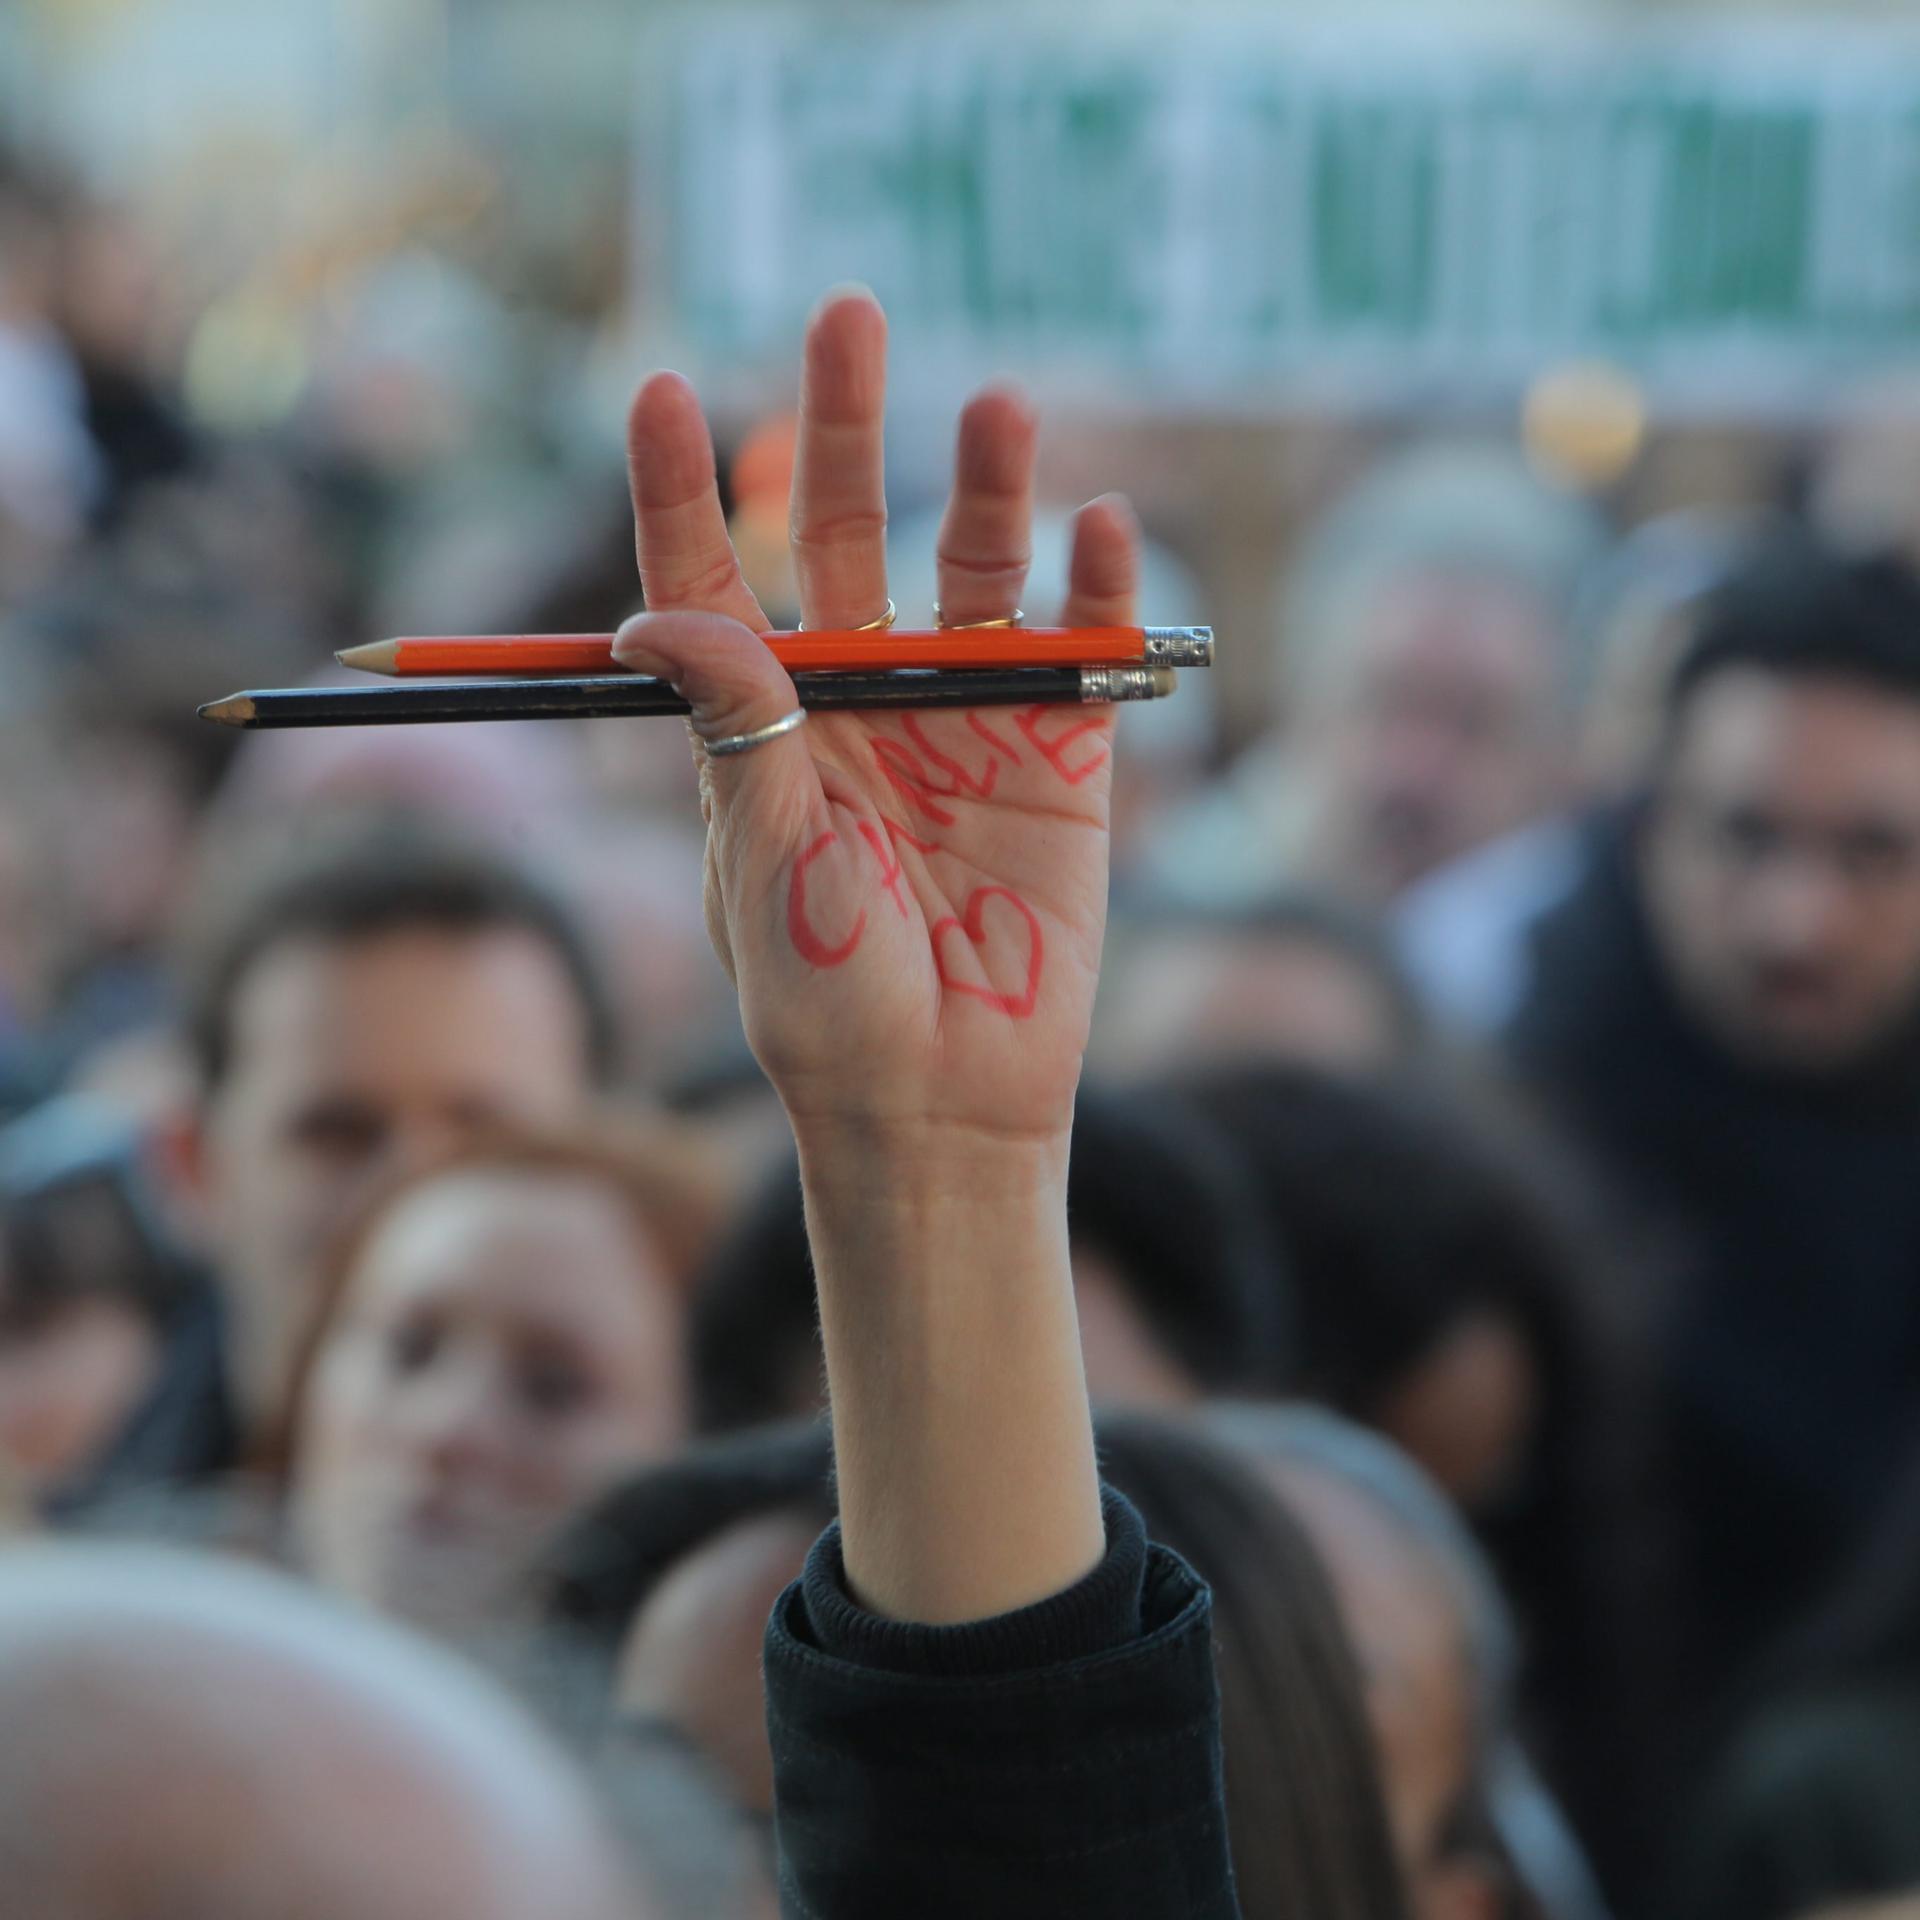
[[643, 17, 1920, 410]]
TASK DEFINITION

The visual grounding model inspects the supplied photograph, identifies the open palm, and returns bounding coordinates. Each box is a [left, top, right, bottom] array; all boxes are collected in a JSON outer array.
[[615, 291, 1138, 1143]]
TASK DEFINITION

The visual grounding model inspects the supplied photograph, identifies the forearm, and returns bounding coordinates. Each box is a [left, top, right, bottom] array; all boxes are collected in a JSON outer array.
[[793, 1120, 1104, 1625]]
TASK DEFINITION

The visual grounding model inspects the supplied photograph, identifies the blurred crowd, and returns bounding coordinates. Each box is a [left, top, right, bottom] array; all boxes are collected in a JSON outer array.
[[10, 131, 1920, 1920]]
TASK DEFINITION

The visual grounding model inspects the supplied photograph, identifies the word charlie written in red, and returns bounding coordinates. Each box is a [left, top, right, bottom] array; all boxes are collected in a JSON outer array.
[[781, 706, 1108, 1010]]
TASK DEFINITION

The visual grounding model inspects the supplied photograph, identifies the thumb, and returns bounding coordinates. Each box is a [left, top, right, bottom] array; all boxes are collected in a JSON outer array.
[[614, 609, 818, 819]]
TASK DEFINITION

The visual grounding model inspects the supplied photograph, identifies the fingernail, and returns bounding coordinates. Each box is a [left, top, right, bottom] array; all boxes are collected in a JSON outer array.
[[814, 281, 878, 315]]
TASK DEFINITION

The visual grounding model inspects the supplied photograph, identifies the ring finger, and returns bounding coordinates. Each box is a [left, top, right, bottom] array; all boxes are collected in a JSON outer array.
[[934, 385, 1038, 627]]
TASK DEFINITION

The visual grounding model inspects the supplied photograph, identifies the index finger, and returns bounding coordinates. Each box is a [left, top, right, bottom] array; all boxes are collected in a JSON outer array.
[[627, 372, 766, 631]]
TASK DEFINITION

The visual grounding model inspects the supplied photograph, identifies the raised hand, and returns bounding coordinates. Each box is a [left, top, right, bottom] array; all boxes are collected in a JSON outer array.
[[613, 289, 1138, 1150], [616, 288, 1130, 1622]]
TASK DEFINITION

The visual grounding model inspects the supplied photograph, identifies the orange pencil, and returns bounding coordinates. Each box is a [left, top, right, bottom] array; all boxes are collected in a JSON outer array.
[[336, 626, 1213, 678]]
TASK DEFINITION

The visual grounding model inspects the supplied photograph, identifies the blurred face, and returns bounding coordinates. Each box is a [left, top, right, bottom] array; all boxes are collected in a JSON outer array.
[[1370, 1311, 1538, 1511], [293, 1170, 688, 1630], [0, 1286, 156, 1502], [1069, 1249, 1206, 1409], [61, 732, 199, 954], [1268, 1461, 1498, 1920], [1185, 935, 1405, 1071], [195, 927, 594, 1426], [1097, 929, 1408, 1077], [1645, 671, 1920, 1072], [0, 800, 48, 1028], [619, 1509, 822, 1815], [1311, 571, 1566, 898]]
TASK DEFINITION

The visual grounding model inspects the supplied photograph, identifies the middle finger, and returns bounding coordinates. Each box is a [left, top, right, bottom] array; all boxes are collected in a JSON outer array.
[[789, 288, 892, 629]]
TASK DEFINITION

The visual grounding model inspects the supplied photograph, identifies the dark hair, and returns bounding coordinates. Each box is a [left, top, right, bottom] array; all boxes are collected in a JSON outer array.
[[183, 823, 621, 1089], [537, 1421, 836, 1679], [1096, 1412, 1410, 1920], [0, 1179, 190, 1342], [545, 1414, 1407, 1920], [1166, 1064, 1660, 1870], [1665, 1427, 1920, 1920], [1667, 534, 1920, 725], [1103, 889, 1433, 1070], [1207, 1403, 1577, 1920], [1164, 1065, 1596, 1409], [0, 1103, 197, 1337], [689, 1082, 1291, 1433], [1153, 891, 1427, 1036], [1763, 1425, 1920, 1701]]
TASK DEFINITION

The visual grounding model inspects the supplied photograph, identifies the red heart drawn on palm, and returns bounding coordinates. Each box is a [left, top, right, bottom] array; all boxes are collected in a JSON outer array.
[[930, 886, 1044, 1019]]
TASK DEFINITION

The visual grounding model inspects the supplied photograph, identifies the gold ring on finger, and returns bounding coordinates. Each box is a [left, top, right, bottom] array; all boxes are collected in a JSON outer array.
[[933, 603, 1025, 630], [799, 597, 896, 633]]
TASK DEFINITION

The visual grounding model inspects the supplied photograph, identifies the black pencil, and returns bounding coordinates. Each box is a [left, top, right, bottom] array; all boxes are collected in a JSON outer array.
[[197, 665, 1177, 729]]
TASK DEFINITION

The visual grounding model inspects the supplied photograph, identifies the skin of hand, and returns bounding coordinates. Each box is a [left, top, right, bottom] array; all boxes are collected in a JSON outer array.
[[613, 287, 1138, 1624]]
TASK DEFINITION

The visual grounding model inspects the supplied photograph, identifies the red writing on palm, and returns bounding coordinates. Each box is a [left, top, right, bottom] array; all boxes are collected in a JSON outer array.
[[783, 701, 1116, 1010]]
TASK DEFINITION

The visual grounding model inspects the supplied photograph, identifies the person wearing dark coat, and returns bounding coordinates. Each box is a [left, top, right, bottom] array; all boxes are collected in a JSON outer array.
[[1665, 1435, 1920, 1920], [1508, 533, 1920, 1733]]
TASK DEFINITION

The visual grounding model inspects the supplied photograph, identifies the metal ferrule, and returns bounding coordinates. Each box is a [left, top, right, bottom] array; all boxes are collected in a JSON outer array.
[[1080, 664, 1179, 702], [1142, 626, 1215, 668]]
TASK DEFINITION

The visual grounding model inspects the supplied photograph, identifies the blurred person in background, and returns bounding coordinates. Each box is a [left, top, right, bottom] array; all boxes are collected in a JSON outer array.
[[1094, 892, 1435, 1079], [1571, 512, 1755, 806], [1810, 371, 1920, 575], [0, 1541, 648, 1919], [199, 634, 733, 1092], [687, 1081, 1289, 1433], [1029, 1412, 1412, 1920], [654, 1044, 795, 1221], [543, 814, 740, 1092], [151, 825, 622, 1485], [544, 1421, 838, 1820], [0, 1100, 201, 1511], [550, 1414, 1409, 1920], [1400, 510, 1749, 1037], [0, 482, 339, 1118], [1172, 1063, 1658, 1893], [0, 152, 97, 595], [47, 190, 197, 524], [1209, 1402, 1607, 1920], [0, 787, 54, 1117], [1507, 535, 1920, 1729], [0, 698, 232, 1114], [1666, 1430, 1920, 1920], [1143, 445, 1603, 918], [269, 1124, 719, 1639]]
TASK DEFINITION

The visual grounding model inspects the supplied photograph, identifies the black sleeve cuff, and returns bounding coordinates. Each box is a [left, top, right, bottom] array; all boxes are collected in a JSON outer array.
[[788, 1484, 1148, 1679], [762, 1487, 1235, 1917]]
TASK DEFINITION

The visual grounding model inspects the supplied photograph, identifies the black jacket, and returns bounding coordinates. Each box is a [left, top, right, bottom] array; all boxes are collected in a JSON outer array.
[[1509, 810, 1920, 1701], [1667, 1682, 1920, 1920], [763, 1488, 1238, 1919]]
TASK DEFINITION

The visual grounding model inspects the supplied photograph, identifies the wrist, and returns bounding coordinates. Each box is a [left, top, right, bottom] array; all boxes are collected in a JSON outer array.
[[791, 1114, 1070, 1217], [789, 1110, 1101, 1624], [795, 1121, 1070, 1314]]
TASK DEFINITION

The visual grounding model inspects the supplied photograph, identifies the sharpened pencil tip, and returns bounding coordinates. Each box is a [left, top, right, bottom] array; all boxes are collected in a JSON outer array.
[[335, 639, 399, 674], [197, 695, 257, 727]]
